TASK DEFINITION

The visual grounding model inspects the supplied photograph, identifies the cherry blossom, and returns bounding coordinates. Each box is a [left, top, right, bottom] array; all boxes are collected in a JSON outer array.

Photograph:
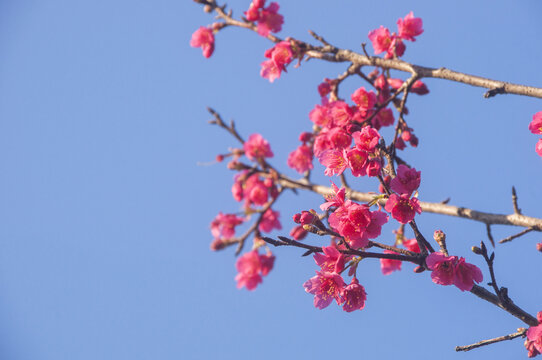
[[342, 278, 367, 312], [244, 133, 274, 160], [384, 193, 422, 224], [397, 11, 424, 41], [235, 250, 275, 290], [287, 144, 314, 173], [303, 271, 345, 309], [380, 250, 402, 275], [259, 209, 282, 233], [530, 112, 542, 134], [190, 26, 215, 58], [390, 164, 421, 196], [525, 312, 542, 357]]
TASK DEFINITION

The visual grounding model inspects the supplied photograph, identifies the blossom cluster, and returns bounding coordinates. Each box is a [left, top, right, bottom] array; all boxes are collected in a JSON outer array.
[[235, 249, 275, 290], [303, 245, 367, 312], [244, 0, 283, 37], [529, 111, 542, 157], [384, 164, 422, 224], [368, 11, 423, 59], [321, 183, 388, 248], [525, 312, 542, 358], [426, 251, 483, 291]]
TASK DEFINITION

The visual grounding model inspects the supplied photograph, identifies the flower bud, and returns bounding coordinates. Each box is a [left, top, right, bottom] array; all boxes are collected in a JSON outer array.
[[433, 230, 448, 255], [471, 246, 483, 255], [537, 242, 542, 252], [203, 5, 212, 13]]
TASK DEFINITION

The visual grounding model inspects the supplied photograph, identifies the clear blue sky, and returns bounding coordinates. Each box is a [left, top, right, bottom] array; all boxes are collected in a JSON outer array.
[[0, 1, 541, 359]]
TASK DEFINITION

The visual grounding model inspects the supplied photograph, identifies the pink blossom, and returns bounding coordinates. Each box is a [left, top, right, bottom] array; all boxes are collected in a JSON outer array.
[[376, 108, 395, 127], [365, 210, 388, 239], [259, 251, 275, 276], [244, 0, 265, 21], [244, 133, 274, 161], [397, 12, 424, 41], [525, 312, 542, 357], [309, 104, 333, 128], [411, 80, 429, 95], [353, 126, 380, 152], [318, 79, 333, 97], [235, 250, 262, 290], [537, 139, 542, 157], [303, 271, 345, 309], [260, 59, 281, 82], [329, 101, 354, 127], [293, 210, 318, 226], [426, 252, 483, 291], [368, 26, 392, 54], [351, 87, 377, 115], [345, 147, 369, 177], [385, 35, 406, 59], [380, 250, 402, 275], [190, 26, 215, 58], [318, 149, 348, 176], [299, 132, 313, 143], [259, 208, 282, 233], [235, 250, 275, 290], [403, 238, 420, 253], [379, 175, 391, 193], [290, 225, 308, 241], [342, 278, 367, 312], [365, 158, 382, 177], [384, 194, 422, 224], [388, 78, 404, 90], [530, 112, 542, 135], [256, 2, 283, 36], [329, 201, 372, 248], [246, 177, 268, 206], [231, 171, 246, 201], [394, 136, 407, 150], [425, 252, 456, 286], [454, 257, 483, 291], [327, 127, 352, 150], [287, 144, 314, 173], [390, 164, 421, 196], [210, 212, 245, 239], [313, 245, 345, 273], [320, 182, 346, 210]]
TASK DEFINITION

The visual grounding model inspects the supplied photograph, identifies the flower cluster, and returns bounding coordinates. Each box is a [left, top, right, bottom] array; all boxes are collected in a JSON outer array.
[[260, 41, 295, 82], [244, 0, 284, 37], [529, 111, 542, 157], [322, 184, 388, 249], [190, 26, 215, 58], [426, 251, 483, 291], [303, 245, 367, 312], [368, 12, 423, 59], [235, 249, 275, 290], [287, 132, 314, 173], [525, 312, 542, 358], [209, 212, 245, 250], [384, 164, 422, 224]]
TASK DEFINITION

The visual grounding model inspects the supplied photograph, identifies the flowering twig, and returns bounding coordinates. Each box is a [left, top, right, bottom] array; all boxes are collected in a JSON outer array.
[[196, 0, 542, 99], [455, 328, 527, 352], [262, 236, 422, 263]]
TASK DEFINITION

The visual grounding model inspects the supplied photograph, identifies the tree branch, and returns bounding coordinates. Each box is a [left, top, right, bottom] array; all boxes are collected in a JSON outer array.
[[455, 328, 527, 352]]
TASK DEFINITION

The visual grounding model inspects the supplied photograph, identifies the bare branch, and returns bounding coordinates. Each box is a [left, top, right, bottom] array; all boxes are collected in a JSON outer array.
[[455, 328, 527, 352]]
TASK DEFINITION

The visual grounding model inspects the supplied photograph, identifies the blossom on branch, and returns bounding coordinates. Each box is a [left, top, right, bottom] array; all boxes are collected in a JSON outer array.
[[525, 312, 542, 357], [342, 277, 367, 312], [235, 250, 275, 290], [303, 271, 345, 309], [530, 112, 542, 134], [244, 133, 274, 161], [287, 144, 314, 173], [426, 252, 483, 291], [384, 194, 422, 224], [190, 26, 215, 58], [397, 12, 424, 41], [245, 0, 284, 37], [260, 41, 294, 82], [390, 164, 421, 196], [380, 250, 402, 275]]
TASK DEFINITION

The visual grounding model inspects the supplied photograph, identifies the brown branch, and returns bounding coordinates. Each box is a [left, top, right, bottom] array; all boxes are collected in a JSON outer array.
[[274, 175, 542, 231], [512, 186, 522, 214], [498, 227, 536, 244], [196, 0, 542, 99], [470, 285, 538, 326], [262, 236, 422, 264], [455, 328, 527, 352]]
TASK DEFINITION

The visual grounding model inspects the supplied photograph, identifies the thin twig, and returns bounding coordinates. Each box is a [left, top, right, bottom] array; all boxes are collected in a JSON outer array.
[[512, 186, 522, 214], [499, 227, 535, 244], [455, 328, 526, 352], [486, 223, 495, 247]]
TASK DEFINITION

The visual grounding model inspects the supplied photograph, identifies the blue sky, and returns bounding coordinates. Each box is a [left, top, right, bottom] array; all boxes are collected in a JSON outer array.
[[0, 1, 541, 359]]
